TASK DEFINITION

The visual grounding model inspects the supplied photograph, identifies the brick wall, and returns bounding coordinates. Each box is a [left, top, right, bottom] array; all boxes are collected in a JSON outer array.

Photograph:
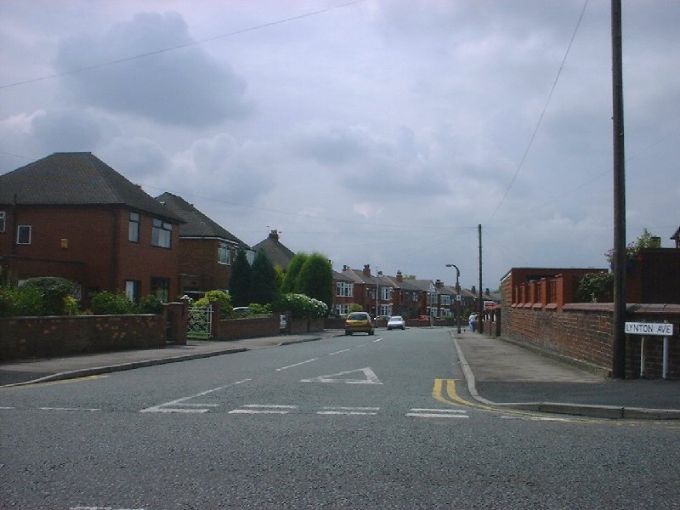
[[502, 302, 680, 379], [0, 314, 165, 361], [213, 316, 280, 340]]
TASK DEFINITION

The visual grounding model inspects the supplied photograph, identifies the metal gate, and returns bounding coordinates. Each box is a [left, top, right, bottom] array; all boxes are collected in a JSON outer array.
[[187, 305, 213, 340]]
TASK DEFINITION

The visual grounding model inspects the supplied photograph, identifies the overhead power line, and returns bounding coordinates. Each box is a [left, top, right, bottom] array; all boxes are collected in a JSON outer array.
[[489, 0, 589, 219], [0, 0, 364, 91]]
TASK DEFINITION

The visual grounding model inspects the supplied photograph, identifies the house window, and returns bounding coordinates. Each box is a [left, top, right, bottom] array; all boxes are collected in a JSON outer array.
[[379, 304, 392, 316], [125, 280, 141, 303], [380, 287, 392, 300], [128, 212, 140, 242], [151, 218, 172, 248], [336, 281, 353, 297], [151, 277, 170, 302], [16, 225, 31, 245], [218, 242, 231, 264], [0, 211, 5, 232], [335, 304, 350, 316]]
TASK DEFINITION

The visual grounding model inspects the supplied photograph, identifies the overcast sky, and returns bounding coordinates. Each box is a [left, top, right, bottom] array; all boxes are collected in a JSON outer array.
[[1, 0, 678, 289]]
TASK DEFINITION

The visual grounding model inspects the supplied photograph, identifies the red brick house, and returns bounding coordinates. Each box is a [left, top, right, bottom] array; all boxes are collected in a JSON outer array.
[[0, 153, 183, 304], [156, 192, 251, 298], [252, 230, 295, 270]]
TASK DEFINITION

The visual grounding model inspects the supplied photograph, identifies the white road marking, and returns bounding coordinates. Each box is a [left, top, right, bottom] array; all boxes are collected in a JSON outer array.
[[0, 406, 16, 410], [300, 367, 383, 385], [329, 349, 350, 356], [229, 404, 297, 415], [38, 407, 100, 412], [407, 408, 469, 419], [372, 338, 383, 343], [317, 406, 380, 416], [70, 506, 145, 510], [276, 358, 318, 371], [140, 378, 251, 414]]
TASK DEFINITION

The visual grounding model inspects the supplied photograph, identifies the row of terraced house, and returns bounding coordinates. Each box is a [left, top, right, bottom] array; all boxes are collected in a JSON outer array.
[[0, 152, 494, 317]]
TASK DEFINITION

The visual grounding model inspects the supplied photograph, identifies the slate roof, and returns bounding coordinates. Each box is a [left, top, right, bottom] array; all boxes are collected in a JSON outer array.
[[252, 230, 296, 269], [156, 192, 249, 249], [0, 152, 182, 222], [400, 279, 434, 293]]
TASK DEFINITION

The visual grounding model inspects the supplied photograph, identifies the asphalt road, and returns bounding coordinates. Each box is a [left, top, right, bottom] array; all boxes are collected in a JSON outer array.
[[1, 328, 679, 509]]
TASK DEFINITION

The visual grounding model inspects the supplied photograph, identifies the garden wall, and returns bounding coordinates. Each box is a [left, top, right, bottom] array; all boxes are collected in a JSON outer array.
[[0, 314, 165, 362], [502, 303, 680, 379], [213, 315, 280, 341]]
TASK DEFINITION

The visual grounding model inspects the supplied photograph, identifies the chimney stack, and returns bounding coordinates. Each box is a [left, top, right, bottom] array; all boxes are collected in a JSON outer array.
[[396, 270, 403, 283], [269, 229, 279, 242], [363, 264, 371, 277]]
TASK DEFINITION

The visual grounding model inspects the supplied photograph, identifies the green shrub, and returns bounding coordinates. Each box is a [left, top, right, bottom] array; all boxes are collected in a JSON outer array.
[[21, 277, 79, 315], [91, 291, 135, 315], [137, 294, 164, 314], [273, 293, 328, 319], [63, 295, 80, 315], [248, 303, 271, 315], [194, 290, 233, 318], [576, 272, 613, 303]]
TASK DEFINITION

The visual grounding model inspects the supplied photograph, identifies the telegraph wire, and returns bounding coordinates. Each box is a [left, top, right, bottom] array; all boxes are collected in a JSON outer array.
[[489, 0, 589, 219], [0, 0, 365, 91]]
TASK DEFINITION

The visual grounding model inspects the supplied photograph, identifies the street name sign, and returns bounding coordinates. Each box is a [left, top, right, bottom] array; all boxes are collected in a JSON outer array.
[[624, 322, 674, 336]]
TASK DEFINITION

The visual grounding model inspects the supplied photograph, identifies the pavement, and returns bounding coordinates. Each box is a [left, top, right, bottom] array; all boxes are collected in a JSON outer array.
[[1, 328, 679, 420]]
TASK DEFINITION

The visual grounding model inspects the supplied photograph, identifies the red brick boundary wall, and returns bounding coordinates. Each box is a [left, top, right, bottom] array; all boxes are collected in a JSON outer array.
[[289, 318, 325, 334], [213, 316, 280, 340], [502, 303, 680, 379], [0, 314, 165, 362]]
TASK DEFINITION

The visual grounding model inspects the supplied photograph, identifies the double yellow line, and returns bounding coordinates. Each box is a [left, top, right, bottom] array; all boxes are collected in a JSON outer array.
[[432, 378, 476, 407]]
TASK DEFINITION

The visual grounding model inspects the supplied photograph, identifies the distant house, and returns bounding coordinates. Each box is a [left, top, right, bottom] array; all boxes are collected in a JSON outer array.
[[332, 269, 355, 316], [672, 226, 680, 249], [155, 192, 252, 298], [0, 153, 183, 303], [252, 230, 296, 270]]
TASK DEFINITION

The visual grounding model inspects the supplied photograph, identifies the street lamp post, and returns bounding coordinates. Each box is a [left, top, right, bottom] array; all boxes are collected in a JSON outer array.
[[446, 264, 461, 334]]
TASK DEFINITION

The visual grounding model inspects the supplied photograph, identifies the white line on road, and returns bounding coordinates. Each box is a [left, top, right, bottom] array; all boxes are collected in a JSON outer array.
[[372, 338, 383, 343], [329, 349, 350, 355], [406, 408, 469, 419], [140, 378, 252, 414], [0, 406, 16, 410], [275, 358, 318, 371], [317, 406, 380, 416], [38, 407, 101, 412], [229, 404, 298, 415]]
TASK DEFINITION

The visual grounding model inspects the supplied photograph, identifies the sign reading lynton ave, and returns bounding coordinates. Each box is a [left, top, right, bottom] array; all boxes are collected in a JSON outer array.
[[625, 322, 674, 336]]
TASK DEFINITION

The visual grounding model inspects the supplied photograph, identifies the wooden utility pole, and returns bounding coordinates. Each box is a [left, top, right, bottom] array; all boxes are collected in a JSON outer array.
[[611, 0, 627, 378], [478, 224, 483, 334]]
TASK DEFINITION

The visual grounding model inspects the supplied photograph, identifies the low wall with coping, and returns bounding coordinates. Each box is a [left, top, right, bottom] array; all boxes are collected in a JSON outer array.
[[0, 314, 165, 361], [502, 303, 680, 379], [213, 315, 280, 341]]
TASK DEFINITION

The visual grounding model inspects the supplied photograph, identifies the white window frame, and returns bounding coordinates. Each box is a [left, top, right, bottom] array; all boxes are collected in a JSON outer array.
[[336, 281, 353, 298], [16, 225, 31, 245], [0, 211, 5, 233], [151, 218, 172, 248], [125, 280, 140, 303], [218, 242, 231, 265], [380, 286, 392, 300]]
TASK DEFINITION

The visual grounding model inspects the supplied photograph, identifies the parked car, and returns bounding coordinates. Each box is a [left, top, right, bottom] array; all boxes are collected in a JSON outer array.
[[387, 315, 406, 330], [345, 312, 374, 336]]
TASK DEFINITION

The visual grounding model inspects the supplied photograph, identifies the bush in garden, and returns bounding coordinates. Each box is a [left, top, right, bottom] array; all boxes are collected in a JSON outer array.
[[21, 277, 80, 315], [63, 295, 80, 315], [248, 303, 272, 315], [273, 293, 328, 319], [91, 291, 135, 315], [194, 290, 233, 318], [137, 294, 164, 314], [0, 285, 58, 317]]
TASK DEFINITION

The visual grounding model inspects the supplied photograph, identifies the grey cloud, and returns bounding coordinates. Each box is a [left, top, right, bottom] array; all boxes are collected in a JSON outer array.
[[54, 12, 251, 127], [30, 109, 120, 154]]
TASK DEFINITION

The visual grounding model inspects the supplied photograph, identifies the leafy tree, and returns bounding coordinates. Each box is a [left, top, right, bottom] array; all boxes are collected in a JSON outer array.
[[296, 253, 333, 311], [229, 249, 252, 307], [606, 228, 661, 264], [250, 250, 278, 305], [281, 253, 308, 293], [576, 272, 614, 303], [349, 303, 363, 313]]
